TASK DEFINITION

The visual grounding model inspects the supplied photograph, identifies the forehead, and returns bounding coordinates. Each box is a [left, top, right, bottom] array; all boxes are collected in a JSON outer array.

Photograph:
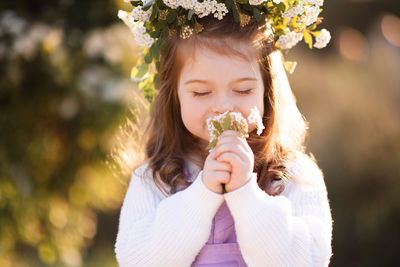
[[178, 40, 260, 80]]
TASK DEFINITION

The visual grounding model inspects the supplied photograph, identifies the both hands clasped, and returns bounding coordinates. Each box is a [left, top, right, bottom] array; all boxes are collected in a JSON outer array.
[[202, 130, 254, 194]]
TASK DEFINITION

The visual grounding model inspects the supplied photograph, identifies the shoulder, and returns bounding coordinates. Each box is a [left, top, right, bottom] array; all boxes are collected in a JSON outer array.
[[278, 153, 332, 224], [282, 152, 327, 195], [128, 161, 168, 199]]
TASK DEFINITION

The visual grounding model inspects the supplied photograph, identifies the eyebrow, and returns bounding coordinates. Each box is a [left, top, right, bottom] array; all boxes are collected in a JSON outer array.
[[184, 77, 258, 86]]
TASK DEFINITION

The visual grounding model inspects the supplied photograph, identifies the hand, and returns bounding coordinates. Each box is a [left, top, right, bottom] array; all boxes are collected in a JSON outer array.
[[213, 130, 254, 192], [203, 148, 232, 194]]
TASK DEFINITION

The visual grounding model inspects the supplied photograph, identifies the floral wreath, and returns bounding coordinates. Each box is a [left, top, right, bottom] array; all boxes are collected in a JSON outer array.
[[118, 0, 331, 102]]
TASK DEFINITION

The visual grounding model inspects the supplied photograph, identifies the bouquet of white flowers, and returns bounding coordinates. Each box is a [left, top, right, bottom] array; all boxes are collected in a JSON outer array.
[[206, 106, 264, 150]]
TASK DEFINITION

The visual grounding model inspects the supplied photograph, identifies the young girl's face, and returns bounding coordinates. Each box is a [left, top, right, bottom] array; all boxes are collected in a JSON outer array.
[[177, 44, 265, 146]]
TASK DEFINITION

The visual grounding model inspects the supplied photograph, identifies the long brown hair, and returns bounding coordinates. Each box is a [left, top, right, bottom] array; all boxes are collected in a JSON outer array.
[[143, 14, 310, 196]]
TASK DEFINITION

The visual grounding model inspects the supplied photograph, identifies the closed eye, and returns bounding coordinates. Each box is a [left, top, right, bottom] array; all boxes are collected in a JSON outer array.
[[193, 91, 210, 97], [234, 89, 253, 95]]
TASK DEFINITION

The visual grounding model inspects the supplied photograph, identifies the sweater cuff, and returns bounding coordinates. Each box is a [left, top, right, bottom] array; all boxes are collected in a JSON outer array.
[[183, 170, 224, 210], [224, 173, 271, 207]]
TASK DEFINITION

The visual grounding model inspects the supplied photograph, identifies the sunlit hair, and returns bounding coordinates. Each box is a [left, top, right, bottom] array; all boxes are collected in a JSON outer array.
[[143, 14, 311, 196]]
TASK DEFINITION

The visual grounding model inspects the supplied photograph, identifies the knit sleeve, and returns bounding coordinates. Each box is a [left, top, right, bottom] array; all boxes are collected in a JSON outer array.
[[114, 163, 224, 267], [224, 156, 333, 267]]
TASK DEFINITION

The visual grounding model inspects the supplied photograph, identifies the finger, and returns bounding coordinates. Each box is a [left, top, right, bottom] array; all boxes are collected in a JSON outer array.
[[212, 161, 232, 173], [214, 171, 231, 184], [214, 142, 248, 162], [220, 130, 240, 138], [216, 134, 252, 154], [217, 152, 242, 168], [206, 148, 217, 161]]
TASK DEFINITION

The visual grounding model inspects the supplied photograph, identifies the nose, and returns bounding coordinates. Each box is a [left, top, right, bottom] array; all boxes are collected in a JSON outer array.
[[211, 98, 234, 115]]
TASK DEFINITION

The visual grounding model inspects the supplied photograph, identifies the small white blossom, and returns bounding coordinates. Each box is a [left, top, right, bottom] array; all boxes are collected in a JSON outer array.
[[206, 111, 249, 149], [282, 4, 303, 19], [163, 0, 180, 9], [277, 29, 303, 50], [314, 28, 330, 49], [249, 0, 265, 5], [213, 3, 229, 20], [301, 5, 319, 26], [131, 6, 152, 22], [119, 10, 154, 47], [181, 0, 197, 10], [134, 23, 154, 47], [118, 10, 135, 28], [307, 0, 324, 6], [195, 0, 217, 18], [273, 0, 282, 4], [247, 106, 265, 135]]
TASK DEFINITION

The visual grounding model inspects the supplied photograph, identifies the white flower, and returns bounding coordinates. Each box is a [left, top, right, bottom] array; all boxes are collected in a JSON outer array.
[[134, 23, 155, 47], [195, 0, 217, 18], [214, 3, 229, 20], [247, 106, 265, 135], [131, 6, 152, 22], [118, 10, 135, 30], [181, 0, 197, 10], [307, 0, 324, 6], [301, 5, 319, 26], [206, 111, 249, 149], [314, 28, 331, 49], [282, 4, 304, 19], [249, 0, 265, 5], [277, 29, 303, 50], [163, 0, 180, 9], [273, 0, 282, 4]]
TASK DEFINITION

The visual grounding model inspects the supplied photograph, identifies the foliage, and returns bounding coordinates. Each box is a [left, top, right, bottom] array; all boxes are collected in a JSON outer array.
[[0, 1, 141, 266]]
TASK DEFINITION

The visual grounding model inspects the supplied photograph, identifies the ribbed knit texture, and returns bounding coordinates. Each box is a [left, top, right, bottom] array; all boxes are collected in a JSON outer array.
[[115, 155, 333, 267]]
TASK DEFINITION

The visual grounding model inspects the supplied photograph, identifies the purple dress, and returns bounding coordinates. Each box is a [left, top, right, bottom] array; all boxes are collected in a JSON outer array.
[[184, 164, 248, 267]]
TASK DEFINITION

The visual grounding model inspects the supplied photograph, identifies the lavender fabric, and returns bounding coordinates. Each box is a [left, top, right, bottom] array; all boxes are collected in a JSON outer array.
[[185, 165, 248, 267]]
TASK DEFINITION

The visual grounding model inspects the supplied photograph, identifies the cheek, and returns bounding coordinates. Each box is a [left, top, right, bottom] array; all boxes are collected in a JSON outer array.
[[180, 98, 202, 125]]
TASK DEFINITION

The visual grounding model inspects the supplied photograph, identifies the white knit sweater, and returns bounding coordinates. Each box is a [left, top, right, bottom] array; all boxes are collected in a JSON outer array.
[[114, 154, 333, 267]]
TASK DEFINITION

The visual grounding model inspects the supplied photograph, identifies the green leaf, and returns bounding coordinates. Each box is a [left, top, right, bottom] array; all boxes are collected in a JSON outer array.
[[242, 4, 253, 12], [237, 0, 247, 4], [156, 0, 168, 10], [206, 139, 218, 150], [144, 51, 152, 64], [308, 24, 317, 30], [311, 30, 321, 37], [139, 74, 155, 102], [131, 63, 149, 79], [150, 28, 161, 38], [225, 0, 233, 10], [161, 27, 169, 38], [212, 121, 223, 133], [240, 128, 249, 138], [167, 10, 177, 24], [142, 0, 155, 10], [303, 31, 313, 49], [150, 5, 158, 21], [253, 7, 261, 22], [232, 7, 240, 23], [188, 9, 195, 20], [223, 112, 231, 131], [154, 73, 159, 89]]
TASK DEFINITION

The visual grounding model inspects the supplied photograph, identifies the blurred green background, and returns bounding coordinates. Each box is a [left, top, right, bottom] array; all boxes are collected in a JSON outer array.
[[0, 0, 399, 266]]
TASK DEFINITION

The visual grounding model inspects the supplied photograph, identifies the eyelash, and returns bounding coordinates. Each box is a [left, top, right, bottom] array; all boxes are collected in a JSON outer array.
[[193, 89, 253, 97]]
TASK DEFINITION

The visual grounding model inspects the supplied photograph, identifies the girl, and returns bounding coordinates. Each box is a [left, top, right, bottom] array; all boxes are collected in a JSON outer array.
[[115, 12, 333, 267]]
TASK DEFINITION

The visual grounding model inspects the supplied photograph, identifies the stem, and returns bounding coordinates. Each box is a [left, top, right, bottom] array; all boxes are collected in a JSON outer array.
[[222, 184, 227, 194]]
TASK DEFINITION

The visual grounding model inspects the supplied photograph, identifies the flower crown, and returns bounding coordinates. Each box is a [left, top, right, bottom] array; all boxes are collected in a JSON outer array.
[[118, 0, 331, 102]]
